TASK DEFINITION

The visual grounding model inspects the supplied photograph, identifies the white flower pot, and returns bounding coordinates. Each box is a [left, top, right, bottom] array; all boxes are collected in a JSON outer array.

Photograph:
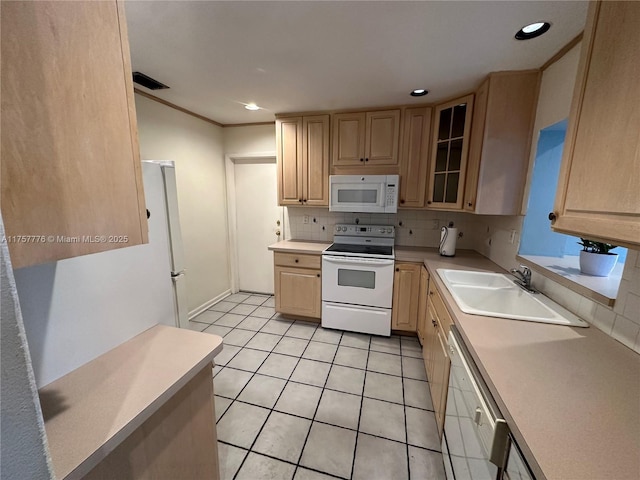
[[579, 251, 618, 277]]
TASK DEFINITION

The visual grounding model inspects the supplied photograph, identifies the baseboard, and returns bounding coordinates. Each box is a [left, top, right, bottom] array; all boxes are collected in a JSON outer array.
[[188, 290, 231, 320]]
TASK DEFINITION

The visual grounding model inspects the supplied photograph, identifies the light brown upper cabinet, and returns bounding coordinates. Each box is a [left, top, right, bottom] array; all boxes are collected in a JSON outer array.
[[551, 1, 640, 249], [399, 107, 432, 208], [427, 95, 474, 210], [277, 114, 330, 206], [464, 71, 540, 214], [1, 1, 148, 269], [332, 110, 401, 167]]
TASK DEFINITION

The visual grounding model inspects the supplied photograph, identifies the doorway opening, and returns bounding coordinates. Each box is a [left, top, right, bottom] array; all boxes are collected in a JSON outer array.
[[225, 153, 283, 294]]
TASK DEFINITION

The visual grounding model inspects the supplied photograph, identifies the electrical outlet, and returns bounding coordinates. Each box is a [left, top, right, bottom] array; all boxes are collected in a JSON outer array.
[[509, 230, 517, 244], [303, 215, 309, 224]]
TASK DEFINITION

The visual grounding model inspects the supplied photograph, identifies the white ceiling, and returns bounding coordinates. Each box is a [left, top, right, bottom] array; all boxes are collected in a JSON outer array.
[[125, 1, 588, 125]]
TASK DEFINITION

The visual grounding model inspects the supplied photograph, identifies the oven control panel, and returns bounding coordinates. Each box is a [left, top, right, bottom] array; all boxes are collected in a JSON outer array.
[[334, 224, 395, 238]]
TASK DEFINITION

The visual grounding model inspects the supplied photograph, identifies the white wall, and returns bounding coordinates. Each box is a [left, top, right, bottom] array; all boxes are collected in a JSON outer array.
[[520, 43, 581, 212], [14, 212, 176, 387], [470, 43, 640, 354], [1, 218, 54, 479], [224, 124, 276, 155], [135, 95, 231, 314]]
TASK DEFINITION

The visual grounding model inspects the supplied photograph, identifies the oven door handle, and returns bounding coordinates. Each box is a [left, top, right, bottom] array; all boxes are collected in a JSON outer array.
[[322, 255, 395, 266]]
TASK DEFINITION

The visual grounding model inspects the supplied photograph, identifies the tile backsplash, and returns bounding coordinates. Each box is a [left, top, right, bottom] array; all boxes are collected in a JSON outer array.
[[284, 207, 476, 249], [285, 207, 640, 355]]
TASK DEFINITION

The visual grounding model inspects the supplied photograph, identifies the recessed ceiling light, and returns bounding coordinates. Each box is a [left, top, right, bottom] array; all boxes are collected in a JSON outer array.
[[515, 22, 551, 40], [244, 103, 260, 111], [410, 89, 429, 97]]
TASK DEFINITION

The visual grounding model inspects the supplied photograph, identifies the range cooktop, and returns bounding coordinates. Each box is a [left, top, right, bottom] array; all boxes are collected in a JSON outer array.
[[324, 243, 393, 257]]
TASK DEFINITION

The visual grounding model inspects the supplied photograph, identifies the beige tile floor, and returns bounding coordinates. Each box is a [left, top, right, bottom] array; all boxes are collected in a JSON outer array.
[[191, 292, 445, 480]]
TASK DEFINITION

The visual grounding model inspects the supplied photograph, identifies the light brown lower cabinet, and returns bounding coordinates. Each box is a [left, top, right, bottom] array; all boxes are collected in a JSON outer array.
[[274, 252, 321, 319], [392, 262, 422, 331], [84, 365, 219, 480], [423, 284, 453, 437], [416, 266, 429, 345]]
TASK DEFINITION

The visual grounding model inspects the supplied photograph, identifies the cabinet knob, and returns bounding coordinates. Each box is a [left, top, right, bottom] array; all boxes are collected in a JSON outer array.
[[365, 158, 369, 162], [427, 200, 432, 205], [432, 319, 437, 327], [299, 198, 303, 203], [468, 202, 473, 207], [316, 273, 320, 278], [360, 158, 364, 162], [548, 212, 557, 223], [429, 290, 433, 296], [295, 259, 299, 263], [395, 268, 400, 272], [303, 199, 307, 203], [400, 199, 405, 204]]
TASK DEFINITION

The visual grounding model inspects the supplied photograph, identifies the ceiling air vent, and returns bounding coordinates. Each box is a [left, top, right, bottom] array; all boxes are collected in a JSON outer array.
[[132, 72, 169, 90]]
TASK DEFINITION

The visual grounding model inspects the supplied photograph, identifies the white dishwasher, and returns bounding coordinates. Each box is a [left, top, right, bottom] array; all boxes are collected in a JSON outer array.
[[442, 326, 511, 480]]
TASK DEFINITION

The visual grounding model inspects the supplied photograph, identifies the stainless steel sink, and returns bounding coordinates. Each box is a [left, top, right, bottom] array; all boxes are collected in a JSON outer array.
[[437, 269, 588, 327]]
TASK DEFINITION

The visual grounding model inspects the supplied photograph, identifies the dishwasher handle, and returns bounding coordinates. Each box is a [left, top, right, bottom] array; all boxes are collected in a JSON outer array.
[[490, 419, 510, 470]]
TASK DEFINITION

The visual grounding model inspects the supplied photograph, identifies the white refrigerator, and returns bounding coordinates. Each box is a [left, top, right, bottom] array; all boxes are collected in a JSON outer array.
[[143, 161, 188, 329]]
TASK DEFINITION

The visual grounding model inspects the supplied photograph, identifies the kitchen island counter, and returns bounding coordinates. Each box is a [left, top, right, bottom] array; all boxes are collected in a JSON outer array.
[[39, 325, 223, 479]]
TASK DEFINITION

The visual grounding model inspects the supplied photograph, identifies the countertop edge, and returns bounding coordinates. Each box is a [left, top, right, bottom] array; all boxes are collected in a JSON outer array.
[[421, 253, 640, 480], [268, 240, 330, 254], [41, 325, 223, 479]]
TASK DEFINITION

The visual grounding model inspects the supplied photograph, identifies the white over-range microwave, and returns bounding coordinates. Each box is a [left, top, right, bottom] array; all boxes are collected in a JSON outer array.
[[329, 175, 399, 213]]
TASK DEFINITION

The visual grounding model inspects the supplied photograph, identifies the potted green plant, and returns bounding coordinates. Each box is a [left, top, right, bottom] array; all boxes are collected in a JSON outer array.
[[578, 238, 618, 277]]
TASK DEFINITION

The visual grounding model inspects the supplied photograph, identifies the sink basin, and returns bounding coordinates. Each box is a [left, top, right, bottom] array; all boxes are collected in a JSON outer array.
[[437, 269, 588, 327], [438, 269, 515, 288]]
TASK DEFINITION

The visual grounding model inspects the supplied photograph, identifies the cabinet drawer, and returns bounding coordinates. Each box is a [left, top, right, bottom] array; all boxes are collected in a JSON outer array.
[[274, 252, 321, 269], [428, 284, 454, 336]]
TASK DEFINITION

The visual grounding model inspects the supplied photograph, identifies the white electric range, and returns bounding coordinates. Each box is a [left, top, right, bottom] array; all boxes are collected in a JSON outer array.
[[321, 224, 395, 336]]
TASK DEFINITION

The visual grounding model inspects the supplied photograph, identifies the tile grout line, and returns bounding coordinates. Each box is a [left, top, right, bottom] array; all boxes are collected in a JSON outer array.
[[218, 396, 443, 455], [292, 328, 346, 480], [212, 295, 436, 478], [229, 314, 303, 480], [217, 442, 346, 480], [230, 315, 331, 479], [348, 335, 372, 480], [400, 342, 411, 480]]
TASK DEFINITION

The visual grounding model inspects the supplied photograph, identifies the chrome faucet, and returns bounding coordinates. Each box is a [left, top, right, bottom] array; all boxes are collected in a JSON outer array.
[[510, 265, 537, 293]]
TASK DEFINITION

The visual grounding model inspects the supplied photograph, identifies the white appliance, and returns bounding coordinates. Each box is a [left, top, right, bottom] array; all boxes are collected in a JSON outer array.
[[329, 175, 399, 213], [321, 224, 395, 336], [503, 436, 535, 480], [443, 326, 510, 480], [143, 161, 188, 329]]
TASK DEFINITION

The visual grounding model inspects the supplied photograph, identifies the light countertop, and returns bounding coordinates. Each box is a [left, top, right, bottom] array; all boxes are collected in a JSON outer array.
[[276, 241, 640, 479], [269, 239, 331, 254], [421, 250, 640, 480], [39, 325, 223, 479]]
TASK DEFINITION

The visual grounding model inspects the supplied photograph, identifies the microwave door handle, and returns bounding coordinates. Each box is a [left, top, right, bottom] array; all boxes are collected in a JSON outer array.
[[323, 255, 394, 266]]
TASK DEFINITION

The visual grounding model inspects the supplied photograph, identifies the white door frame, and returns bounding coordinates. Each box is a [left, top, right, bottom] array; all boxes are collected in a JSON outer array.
[[225, 151, 279, 294]]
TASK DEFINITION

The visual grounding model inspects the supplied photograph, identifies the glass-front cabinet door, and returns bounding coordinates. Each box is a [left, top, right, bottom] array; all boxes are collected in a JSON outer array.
[[428, 94, 474, 210]]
